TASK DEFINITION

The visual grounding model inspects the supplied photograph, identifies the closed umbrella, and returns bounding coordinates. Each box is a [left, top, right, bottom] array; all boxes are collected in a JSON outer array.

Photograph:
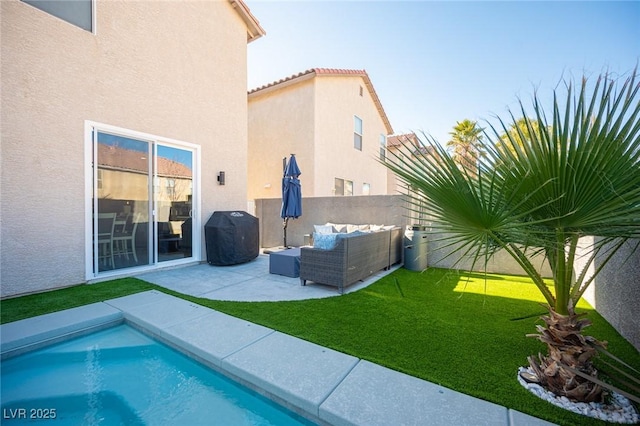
[[281, 154, 302, 247]]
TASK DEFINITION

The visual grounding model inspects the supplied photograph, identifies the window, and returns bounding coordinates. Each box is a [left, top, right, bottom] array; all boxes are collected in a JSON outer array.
[[166, 178, 176, 198], [359, 86, 363, 96], [23, 0, 94, 32], [354, 116, 363, 151], [334, 178, 353, 196], [363, 183, 370, 195], [379, 134, 387, 161], [334, 178, 344, 196], [345, 180, 353, 196]]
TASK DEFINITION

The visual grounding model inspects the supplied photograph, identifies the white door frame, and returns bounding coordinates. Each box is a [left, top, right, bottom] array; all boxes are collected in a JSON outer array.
[[84, 120, 201, 280]]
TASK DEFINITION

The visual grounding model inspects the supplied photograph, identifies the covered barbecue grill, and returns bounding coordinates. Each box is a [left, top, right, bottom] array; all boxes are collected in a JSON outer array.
[[204, 211, 259, 266]]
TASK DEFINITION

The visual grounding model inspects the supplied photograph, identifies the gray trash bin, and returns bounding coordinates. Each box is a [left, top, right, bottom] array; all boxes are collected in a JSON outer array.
[[404, 225, 428, 271]]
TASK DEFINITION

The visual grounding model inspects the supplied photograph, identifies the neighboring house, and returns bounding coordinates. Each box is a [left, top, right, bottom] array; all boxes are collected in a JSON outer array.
[[385, 133, 437, 193], [247, 68, 394, 201], [385, 132, 423, 194], [385, 133, 437, 224], [1, 0, 265, 297]]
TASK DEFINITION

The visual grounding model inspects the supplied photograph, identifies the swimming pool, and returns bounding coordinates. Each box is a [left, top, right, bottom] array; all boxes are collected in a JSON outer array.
[[1, 324, 314, 425]]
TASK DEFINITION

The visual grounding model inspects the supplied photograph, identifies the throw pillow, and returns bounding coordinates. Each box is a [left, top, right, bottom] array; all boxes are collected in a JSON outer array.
[[314, 224, 334, 234], [313, 232, 338, 250]]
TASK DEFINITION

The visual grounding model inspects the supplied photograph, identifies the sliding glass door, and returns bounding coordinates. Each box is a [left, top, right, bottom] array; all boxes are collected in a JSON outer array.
[[155, 144, 194, 263], [90, 127, 195, 276]]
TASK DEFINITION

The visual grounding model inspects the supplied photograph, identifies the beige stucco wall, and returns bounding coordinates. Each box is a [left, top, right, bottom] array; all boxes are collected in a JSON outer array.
[[247, 78, 316, 200], [575, 237, 640, 351], [248, 73, 390, 200], [1, 0, 251, 297], [314, 76, 389, 197]]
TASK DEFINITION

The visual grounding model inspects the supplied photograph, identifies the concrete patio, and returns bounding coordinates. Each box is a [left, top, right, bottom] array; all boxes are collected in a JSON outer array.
[[134, 252, 397, 302]]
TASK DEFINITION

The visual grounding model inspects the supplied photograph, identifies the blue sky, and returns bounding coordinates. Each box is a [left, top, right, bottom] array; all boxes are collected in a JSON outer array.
[[245, 1, 640, 145]]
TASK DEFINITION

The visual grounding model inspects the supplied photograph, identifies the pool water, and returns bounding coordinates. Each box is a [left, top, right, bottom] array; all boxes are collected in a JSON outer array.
[[1, 325, 314, 425]]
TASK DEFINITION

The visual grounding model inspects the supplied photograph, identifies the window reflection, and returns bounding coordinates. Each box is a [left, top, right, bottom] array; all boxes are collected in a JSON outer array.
[[93, 132, 194, 272], [156, 145, 193, 262], [95, 132, 151, 272]]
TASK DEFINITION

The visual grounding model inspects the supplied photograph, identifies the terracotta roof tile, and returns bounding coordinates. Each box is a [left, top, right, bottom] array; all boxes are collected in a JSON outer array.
[[387, 133, 422, 148], [314, 68, 367, 75], [249, 68, 393, 134], [248, 69, 313, 94], [248, 68, 367, 94], [387, 132, 435, 156], [98, 144, 192, 178]]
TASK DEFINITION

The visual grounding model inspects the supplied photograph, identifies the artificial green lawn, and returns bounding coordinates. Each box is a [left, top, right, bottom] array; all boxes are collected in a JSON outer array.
[[2, 268, 638, 425]]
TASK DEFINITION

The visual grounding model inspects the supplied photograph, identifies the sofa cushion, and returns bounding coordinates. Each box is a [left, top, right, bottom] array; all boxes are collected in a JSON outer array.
[[339, 230, 366, 238], [345, 224, 363, 233], [326, 222, 348, 233]]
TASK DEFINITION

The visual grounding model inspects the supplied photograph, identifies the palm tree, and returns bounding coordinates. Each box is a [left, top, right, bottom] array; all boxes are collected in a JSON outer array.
[[383, 70, 640, 404], [446, 119, 485, 176], [498, 117, 546, 156]]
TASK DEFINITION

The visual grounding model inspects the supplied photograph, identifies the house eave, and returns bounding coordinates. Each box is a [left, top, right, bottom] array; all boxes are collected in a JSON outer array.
[[248, 68, 394, 134], [248, 70, 316, 99], [229, 0, 265, 43]]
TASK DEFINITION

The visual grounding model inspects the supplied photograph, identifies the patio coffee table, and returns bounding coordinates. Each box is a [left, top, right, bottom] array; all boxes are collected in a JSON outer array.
[[269, 248, 301, 278]]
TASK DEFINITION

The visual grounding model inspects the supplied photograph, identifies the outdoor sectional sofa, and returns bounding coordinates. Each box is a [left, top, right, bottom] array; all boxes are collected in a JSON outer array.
[[299, 225, 403, 293]]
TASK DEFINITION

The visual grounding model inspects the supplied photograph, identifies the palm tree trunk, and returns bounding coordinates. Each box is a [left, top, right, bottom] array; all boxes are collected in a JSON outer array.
[[526, 306, 607, 402], [553, 232, 571, 315]]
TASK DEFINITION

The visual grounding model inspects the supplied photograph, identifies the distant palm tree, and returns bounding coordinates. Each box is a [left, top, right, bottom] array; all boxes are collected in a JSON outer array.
[[383, 70, 640, 404], [446, 119, 484, 176], [498, 117, 546, 156]]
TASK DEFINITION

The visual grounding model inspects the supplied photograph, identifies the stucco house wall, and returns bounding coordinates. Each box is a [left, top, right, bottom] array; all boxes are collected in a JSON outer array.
[[1, 0, 263, 297], [314, 75, 389, 197], [248, 68, 393, 200], [247, 78, 316, 201]]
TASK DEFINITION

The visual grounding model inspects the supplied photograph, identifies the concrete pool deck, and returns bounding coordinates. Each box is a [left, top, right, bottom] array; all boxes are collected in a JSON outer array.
[[1, 289, 555, 425]]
